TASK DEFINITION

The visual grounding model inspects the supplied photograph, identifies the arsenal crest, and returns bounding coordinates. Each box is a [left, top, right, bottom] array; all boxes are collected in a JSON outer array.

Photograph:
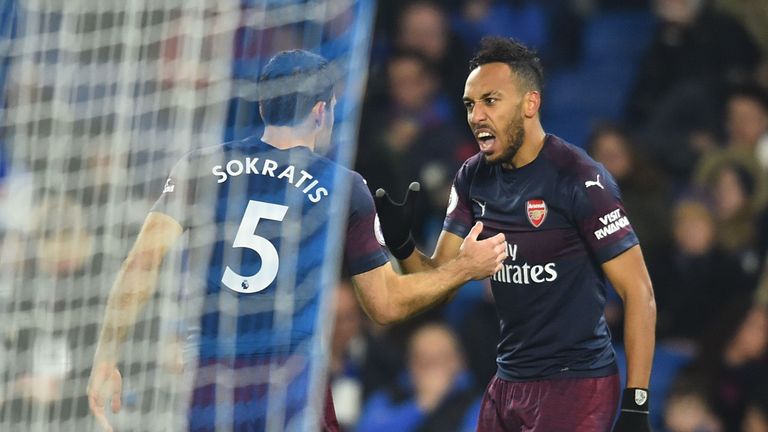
[[526, 199, 547, 228]]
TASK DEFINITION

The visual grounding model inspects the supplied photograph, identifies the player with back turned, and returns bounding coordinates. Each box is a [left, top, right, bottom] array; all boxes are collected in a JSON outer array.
[[86, 49, 507, 432], [375, 38, 657, 431]]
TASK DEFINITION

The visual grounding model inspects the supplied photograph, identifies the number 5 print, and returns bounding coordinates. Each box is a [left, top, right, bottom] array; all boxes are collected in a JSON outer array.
[[221, 200, 288, 293]]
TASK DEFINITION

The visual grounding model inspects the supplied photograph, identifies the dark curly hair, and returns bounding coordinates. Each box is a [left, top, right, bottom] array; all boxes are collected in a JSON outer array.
[[258, 49, 335, 126], [468, 37, 543, 93]]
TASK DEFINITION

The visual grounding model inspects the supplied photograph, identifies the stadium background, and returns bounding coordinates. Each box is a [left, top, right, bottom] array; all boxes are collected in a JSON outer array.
[[342, 1, 768, 431], [1, 0, 767, 431]]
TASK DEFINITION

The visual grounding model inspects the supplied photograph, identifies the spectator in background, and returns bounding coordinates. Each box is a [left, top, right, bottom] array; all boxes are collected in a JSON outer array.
[[457, 282, 498, 388], [723, 85, 768, 171], [628, 0, 760, 126], [328, 281, 435, 423], [628, 0, 760, 183], [756, 261, 768, 311], [587, 123, 670, 259], [357, 50, 471, 244], [694, 155, 766, 281], [356, 323, 480, 432], [757, 58, 768, 91], [3, 194, 102, 424], [663, 375, 724, 432], [714, 0, 768, 56], [686, 297, 768, 431], [330, 279, 366, 430], [394, 1, 469, 112], [694, 85, 768, 263], [743, 379, 768, 432], [653, 198, 753, 342]]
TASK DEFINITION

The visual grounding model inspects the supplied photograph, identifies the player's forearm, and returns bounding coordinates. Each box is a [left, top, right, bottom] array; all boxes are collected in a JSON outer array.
[[93, 253, 164, 363], [398, 249, 439, 274], [622, 288, 656, 388], [385, 257, 470, 323]]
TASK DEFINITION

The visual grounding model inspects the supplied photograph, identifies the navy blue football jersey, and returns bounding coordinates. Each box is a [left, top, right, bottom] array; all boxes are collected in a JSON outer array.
[[151, 136, 388, 359], [444, 134, 639, 381]]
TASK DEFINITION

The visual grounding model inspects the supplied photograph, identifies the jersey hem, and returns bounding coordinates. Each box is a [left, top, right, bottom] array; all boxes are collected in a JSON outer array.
[[494, 361, 618, 382]]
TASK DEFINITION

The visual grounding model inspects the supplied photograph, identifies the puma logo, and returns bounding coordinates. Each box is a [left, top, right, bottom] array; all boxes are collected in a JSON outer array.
[[472, 198, 487, 216], [585, 174, 604, 190]]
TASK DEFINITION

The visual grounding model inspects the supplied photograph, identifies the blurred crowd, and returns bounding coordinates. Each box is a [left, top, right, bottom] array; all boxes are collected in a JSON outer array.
[[340, 0, 768, 431]]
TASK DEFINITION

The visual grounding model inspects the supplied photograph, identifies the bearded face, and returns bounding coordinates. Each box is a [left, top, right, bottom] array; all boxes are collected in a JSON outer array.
[[484, 105, 525, 167], [463, 63, 530, 169]]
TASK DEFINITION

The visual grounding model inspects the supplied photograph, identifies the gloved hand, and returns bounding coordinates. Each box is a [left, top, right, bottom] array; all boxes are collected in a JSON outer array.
[[613, 388, 651, 432], [373, 182, 420, 260]]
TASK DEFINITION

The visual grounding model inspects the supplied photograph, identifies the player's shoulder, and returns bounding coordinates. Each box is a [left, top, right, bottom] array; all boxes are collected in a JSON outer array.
[[176, 139, 245, 167], [456, 152, 486, 179], [462, 152, 485, 169], [541, 134, 605, 183], [298, 148, 364, 184]]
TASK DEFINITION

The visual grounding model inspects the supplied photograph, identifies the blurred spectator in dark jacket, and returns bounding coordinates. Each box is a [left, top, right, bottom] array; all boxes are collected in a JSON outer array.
[[356, 323, 480, 432], [743, 373, 768, 432], [357, 50, 472, 244], [714, 0, 768, 56], [628, 0, 760, 125], [628, 0, 761, 183], [653, 198, 754, 342], [457, 282, 498, 388], [688, 297, 768, 431], [393, 1, 469, 112]]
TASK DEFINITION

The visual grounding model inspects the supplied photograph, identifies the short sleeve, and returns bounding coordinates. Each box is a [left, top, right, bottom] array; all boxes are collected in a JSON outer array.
[[150, 153, 195, 229], [571, 165, 639, 263], [344, 173, 389, 276], [442, 161, 474, 238]]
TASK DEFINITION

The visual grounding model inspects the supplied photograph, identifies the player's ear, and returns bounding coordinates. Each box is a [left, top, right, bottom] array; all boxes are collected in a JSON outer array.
[[311, 100, 326, 128], [523, 91, 541, 118]]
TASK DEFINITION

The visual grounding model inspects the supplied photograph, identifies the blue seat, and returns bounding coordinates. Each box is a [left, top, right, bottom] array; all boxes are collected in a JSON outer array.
[[542, 111, 593, 148], [584, 11, 655, 65]]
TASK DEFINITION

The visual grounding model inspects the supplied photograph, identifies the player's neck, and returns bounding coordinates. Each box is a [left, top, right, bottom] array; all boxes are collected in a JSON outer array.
[[504, 124, 546, 170], [261, 125, 316, 151]]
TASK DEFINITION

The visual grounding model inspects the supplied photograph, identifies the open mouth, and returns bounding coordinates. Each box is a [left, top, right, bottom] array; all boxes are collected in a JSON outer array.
[[475, 130, 497, 153]]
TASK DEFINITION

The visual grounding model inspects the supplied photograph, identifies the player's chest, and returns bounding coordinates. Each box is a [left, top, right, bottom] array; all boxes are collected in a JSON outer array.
[[468, 172, 571, 231], [468, 173, 582, 261]]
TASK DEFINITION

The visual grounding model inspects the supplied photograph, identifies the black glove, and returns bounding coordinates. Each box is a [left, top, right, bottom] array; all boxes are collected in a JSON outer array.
[[613, 388, 651, 432], [373, 182, 420, 260]]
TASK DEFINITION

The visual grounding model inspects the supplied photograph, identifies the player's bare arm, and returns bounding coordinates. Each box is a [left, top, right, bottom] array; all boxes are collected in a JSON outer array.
[[88, 211, 182, 431], [351, 221, 506, 325], [602, 244, 656, 389], [398, 229, 464, 273]]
